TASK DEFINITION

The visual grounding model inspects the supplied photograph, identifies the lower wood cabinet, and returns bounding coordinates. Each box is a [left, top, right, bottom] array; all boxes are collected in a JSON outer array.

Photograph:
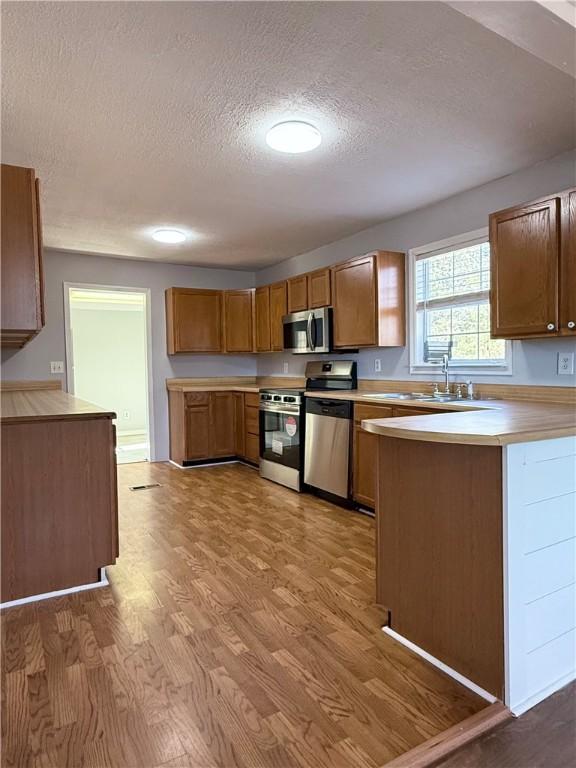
[[169, 389, 259, 466], [353, 402, 434, 508]]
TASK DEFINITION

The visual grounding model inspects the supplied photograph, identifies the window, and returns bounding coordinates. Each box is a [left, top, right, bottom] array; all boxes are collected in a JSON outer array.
[[410, 230, 510, 371]]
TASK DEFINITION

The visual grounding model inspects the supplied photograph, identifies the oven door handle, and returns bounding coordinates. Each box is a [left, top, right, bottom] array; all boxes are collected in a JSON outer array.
[[306, 312, 314, 351], [260, 407, 300, 416]]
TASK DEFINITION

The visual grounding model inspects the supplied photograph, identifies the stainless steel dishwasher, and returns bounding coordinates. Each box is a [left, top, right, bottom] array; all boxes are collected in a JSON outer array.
[[304, 397, 352, 501]]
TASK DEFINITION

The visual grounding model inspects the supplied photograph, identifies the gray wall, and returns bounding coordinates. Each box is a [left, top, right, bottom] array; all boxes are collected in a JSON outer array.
[[1, 250, 256, 461], [256, 149, 576, 387]]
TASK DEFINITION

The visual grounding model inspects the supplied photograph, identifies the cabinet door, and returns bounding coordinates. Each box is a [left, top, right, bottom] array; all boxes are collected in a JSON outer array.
[[270, 281, 287, 351], [287, 275, 308, 313], [166, 288, 222, 353], [353, 426, 378, 508], [234, 393, 245, 457], [392, 407, 436, 417], [255, 286, 271, 352], [245, 433, 260, 465], [332, 255, 377, 347], [210, 393, 235, 457], [224, 290, 254, 352], [1, 164, 44, 347], [490, 198, 560, 338], [352, 403, 393, 508], [185, 406, 210, 460], [560, 189, 576, 335], [308, 268, 331, 308]]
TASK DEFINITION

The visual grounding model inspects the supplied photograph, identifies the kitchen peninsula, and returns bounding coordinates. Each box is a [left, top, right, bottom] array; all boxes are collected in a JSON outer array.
[[1, 382, 118, 605], [363, 396, 576, 716]]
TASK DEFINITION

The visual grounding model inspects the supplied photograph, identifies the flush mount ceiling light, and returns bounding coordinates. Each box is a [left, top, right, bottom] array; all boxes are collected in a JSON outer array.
[[265, 121, 322, 154], [152, 228, 186, 244]]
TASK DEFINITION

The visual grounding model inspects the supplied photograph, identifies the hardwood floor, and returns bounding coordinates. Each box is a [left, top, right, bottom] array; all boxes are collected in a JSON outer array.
[[1, 462, 486, 767]]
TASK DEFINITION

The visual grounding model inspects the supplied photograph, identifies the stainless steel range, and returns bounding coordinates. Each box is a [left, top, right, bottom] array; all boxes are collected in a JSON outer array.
[[259, 389, 305, 491], [258, 361, 357, 493]]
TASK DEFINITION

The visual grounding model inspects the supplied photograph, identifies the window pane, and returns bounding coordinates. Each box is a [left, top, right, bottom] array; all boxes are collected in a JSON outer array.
[[452, 305, 478, 334], [452, 333, 479, 359], [453, 247, 480, 276], [427, 308, 452, 335], [478, 303, 490, 332], [479, 333, 506, 361]]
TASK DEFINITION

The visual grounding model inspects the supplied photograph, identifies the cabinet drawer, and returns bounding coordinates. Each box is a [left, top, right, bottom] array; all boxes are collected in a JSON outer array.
[[184, 392, 209, 406], [245, 405, 259, 435], [244, 392, 260, 408], [245, 433, 260, 464], [392, 406, 435, 417], [354, 403, 394, 423]]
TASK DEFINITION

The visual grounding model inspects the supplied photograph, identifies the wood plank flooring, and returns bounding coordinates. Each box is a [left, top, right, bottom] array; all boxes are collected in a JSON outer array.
[[1, 462, 486, 767]]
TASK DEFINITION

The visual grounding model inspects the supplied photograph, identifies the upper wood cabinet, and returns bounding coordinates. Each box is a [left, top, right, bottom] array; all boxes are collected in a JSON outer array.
[[166, 288, 222, 354], [560, 190, 576, 335], [287, 269, 331, 313], [223, 289, 254, 353], [1, 164, 45, 348], [287, 274, 308, 313], [331, 251, 406, 348], [308, 268, 331, 308], [490, 196, 560, 338], [269, 281, 287, 351], [255, 286, 271, 352]]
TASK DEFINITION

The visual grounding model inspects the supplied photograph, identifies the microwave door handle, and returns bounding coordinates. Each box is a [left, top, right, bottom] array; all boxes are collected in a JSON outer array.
[[306, 312, 314, 351], [310, 312, 317, 349]]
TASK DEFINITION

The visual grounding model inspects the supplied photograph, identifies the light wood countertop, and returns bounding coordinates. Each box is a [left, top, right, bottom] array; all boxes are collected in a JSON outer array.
[[1, 389, 115, 423], [361, 398, 576, 446]]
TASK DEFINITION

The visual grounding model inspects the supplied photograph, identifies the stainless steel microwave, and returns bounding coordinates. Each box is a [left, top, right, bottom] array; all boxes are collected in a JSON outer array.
[[282, 306, 332, 354]]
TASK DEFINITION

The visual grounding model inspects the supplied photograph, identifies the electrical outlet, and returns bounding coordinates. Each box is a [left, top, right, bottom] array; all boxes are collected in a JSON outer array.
[[50, 361, 64, 374], [374, 359, 382, 373], [557, 352, 574, 375], [122, 410, 130, 419], [283, 362, 289, 374]]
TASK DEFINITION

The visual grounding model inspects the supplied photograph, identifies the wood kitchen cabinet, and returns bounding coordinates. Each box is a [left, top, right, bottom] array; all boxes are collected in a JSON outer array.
[[308, 268, 331, 308], [489, 188, 575, 338], [169, 388, 259, 466], [331, 251, 406, 349], [1, 164, 45, 348], [287, 269, 331, 314], [255, 286, 271, 352], [269, 281, 287, 351], [287, 274, 308, 313], [223, 289, 255, 352], [353, 401, 435, 508], [166, 288, 222, 353]]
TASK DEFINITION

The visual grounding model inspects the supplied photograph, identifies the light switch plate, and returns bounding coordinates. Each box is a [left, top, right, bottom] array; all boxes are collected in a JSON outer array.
[[374, 359, 382, 373], [283, 362, 289, 374], [557, 352, 574, 375], [50, 361, 64, 374]]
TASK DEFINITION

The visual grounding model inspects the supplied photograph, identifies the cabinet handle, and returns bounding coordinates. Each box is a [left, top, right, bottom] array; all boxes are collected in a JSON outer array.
[[568, 321, 575, 329], [547, 323, 556, 331]]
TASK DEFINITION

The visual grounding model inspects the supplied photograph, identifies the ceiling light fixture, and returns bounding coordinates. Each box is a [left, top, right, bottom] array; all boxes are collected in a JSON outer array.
[[152, 228, 186, 244], [265, 121, 322, 154]]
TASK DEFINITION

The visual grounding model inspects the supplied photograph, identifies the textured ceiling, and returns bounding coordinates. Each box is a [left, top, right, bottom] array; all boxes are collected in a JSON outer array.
[[2, 1, 575, 268]]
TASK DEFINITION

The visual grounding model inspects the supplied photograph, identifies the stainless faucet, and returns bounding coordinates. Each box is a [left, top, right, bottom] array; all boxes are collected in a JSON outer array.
[[441, 353, 450, 394]]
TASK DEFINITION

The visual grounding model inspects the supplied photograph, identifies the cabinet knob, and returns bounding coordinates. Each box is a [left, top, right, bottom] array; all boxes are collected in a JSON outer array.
[[568, 321, 575, 329], [547, 323, 556, 331]]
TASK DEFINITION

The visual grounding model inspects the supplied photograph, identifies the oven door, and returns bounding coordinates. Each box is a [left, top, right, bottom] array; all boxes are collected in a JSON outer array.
[[282, 307, 331, 354], [259, 405, 303, 470]]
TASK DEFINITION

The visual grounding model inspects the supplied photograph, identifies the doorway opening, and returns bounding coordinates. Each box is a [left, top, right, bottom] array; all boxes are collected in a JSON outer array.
[[64, 284, 153, 464]]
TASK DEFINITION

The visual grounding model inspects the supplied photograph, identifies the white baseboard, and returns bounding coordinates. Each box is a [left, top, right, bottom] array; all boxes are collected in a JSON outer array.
[[383, 627, 498, 704], [508, 671, 576, 716], [0, 568, 109, 609], [168, 459, 241, 470]]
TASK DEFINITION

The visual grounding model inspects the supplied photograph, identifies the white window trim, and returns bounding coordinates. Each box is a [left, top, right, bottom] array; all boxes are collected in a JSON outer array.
[[408, 228, 513, 376]]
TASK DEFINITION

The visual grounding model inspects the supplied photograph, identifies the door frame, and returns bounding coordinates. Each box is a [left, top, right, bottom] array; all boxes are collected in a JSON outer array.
[[63, 282, 155, 461]]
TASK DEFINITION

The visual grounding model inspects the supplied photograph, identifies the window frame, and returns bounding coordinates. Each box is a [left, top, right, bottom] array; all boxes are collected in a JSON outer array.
[[408, 228, 513, 375]]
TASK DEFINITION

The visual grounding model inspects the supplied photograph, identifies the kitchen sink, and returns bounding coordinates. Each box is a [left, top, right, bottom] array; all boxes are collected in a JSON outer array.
[[362, 392, 462, 403]]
